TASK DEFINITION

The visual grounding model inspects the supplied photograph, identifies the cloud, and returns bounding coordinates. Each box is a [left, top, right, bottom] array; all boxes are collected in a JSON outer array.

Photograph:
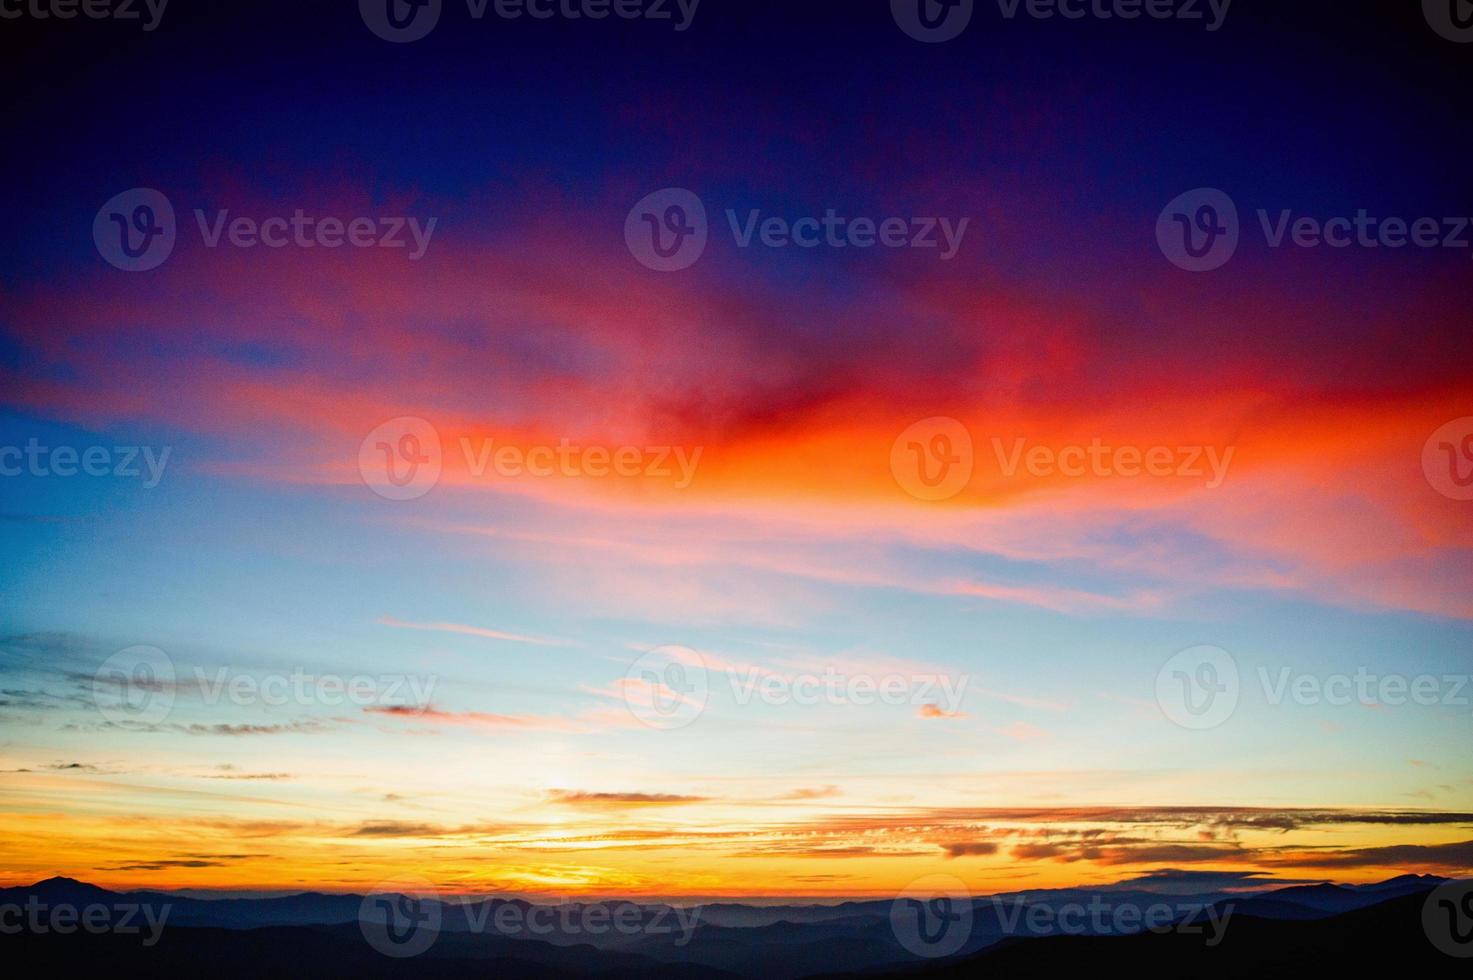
[[343, 821, 512, 839], [10, 202, 1471, 624], [1269, 840, 1473, 870], [737, 846, 935, 859], [364, 704, 588, 733], [204, 769, 292, 780], [377, 616, 572, 648], [101, 860, 231, 870], [1108, 869, 1288, 894], [546, 790, 709, 807], [0, 688, 92, 710], [994, 722, 1051, 741], [778, 786, 841, 801], [783, 806, 1473, 878], [165, 720, 333, 736], [918, 704, 966, 720], [349, 822, 446, 838]]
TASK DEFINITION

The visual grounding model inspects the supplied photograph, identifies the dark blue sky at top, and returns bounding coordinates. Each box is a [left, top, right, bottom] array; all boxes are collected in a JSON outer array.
[[4, 1, 1468, 277], [2, 0, 1466, 415]]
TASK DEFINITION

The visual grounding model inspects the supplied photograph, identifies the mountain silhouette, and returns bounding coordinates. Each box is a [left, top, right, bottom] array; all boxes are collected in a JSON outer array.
[[821, 888, 1456, 978], [3, 874, 1460, 978]]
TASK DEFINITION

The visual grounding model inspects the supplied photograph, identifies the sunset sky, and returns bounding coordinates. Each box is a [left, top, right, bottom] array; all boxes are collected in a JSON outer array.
[[1, 2, 1470, 899]]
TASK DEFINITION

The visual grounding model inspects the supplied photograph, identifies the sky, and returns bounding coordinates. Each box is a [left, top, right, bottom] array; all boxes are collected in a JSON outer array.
[[0, 0, 1470, 898]]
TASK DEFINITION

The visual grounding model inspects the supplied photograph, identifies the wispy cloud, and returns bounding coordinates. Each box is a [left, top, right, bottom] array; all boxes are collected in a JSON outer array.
[[377, 616, 573, 648], [546, 790, 710, 807]]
